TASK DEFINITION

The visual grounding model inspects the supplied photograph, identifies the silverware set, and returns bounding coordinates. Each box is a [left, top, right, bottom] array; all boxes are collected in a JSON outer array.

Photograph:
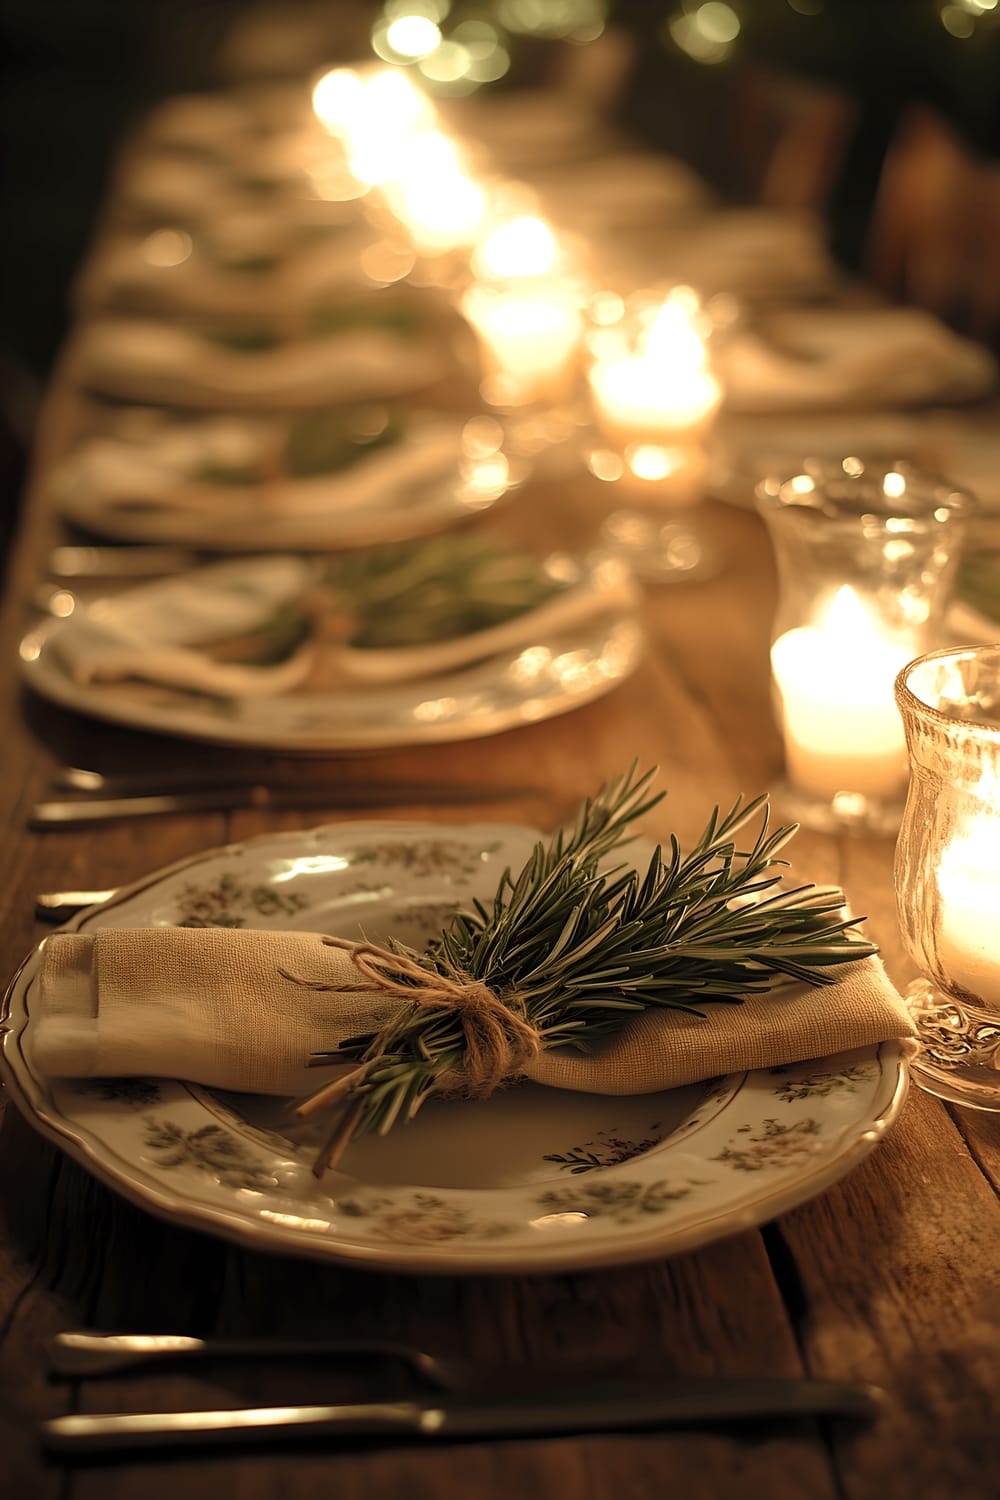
[[30, 763, 546, 830], [40, 1330, 884, 1455]]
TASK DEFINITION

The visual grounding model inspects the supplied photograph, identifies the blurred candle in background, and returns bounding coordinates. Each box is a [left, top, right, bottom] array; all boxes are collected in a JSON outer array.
[[382, 131, 486, 254], [461, 214, 585, 407], [587, 288, 721, 504], [312, 65, 437, 186]]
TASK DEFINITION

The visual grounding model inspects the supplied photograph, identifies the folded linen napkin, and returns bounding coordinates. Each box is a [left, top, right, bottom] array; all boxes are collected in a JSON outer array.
[[48, 552, 638, 698], [31, 926, 916, 1099], [49, 555, 319, 698], [54, 414, 466, 527], [532, 151, 710, 233], [75, 224, 380, 320], [71, 319, 451, 409], [717, 306, 997, 413], [590, 208, 839, 301]]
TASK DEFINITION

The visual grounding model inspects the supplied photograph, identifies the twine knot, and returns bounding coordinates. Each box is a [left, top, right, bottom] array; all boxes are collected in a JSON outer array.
[[292, 935, 541, 1098]]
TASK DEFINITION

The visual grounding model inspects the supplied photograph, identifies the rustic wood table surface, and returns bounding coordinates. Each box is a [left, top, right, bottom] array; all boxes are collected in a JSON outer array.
[[1, 100, 998, 1497], [0, 382, 996, 1500]]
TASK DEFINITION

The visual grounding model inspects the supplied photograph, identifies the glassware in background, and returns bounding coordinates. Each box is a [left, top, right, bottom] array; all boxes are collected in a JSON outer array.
[[585, 287, 724, 583], [458, 211, 589, 466], [895, 645, 1000, 1110], [756, 458, 975, 834]]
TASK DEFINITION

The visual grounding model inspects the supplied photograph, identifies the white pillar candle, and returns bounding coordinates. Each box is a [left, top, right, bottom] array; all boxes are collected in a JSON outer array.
[[770, 586, 911, 802], [937, 805, 1000, 1009]]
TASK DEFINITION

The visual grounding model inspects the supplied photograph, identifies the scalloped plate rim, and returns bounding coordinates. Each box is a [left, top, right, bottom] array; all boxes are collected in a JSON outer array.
[[0, 820, 911, 1274]]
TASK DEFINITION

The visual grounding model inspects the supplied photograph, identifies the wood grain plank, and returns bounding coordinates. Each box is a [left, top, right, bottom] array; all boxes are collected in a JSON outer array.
[[773, 1087, 1000, 1500]]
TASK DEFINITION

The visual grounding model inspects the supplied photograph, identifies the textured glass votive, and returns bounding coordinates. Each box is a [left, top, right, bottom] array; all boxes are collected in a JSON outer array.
[[895, 646, 1000, 1110], [586, 287, 724, 584], [757, 458, 975, 834]]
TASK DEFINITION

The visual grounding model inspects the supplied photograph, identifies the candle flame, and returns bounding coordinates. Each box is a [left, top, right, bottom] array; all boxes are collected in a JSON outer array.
[[385, 131, 485, 247], [643, 297, 708, 372], [477, 216, 557, 279], [313, 65, 438, 187]]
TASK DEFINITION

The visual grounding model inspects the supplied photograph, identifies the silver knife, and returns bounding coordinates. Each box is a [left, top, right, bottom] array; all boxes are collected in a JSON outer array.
[[35, 889, 119, 920], [30, 782, 541, 828], [40, 1378, 884, 1454], [52, 765, 400, 795]]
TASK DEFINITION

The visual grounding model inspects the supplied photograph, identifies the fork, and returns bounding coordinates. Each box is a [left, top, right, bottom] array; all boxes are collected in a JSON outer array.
[[47, 1331, 478, 1389]]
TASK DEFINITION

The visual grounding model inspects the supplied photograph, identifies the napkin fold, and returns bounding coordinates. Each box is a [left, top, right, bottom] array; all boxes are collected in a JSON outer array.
[[717, 306, 997, 412], [55, 415, 466, 526], [49, 555, 318, 698], [591, 208, 839, 300], [72, 319, 451, 408], [31, 926, 917, 1099], [75, 224, 381, 320], [48, 553, 639, 697]]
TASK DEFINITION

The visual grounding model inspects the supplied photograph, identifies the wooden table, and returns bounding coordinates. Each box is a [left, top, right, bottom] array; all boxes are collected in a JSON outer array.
[[1, 376, 997, 1499], [1, 64, 999, 1487]]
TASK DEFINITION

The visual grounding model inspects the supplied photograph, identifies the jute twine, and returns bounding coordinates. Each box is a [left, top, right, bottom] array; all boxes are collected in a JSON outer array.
[[284, 935, 541, 1097]]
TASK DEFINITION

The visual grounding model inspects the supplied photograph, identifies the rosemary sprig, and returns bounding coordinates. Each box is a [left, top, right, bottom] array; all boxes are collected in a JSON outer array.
[[298, 765, 877, 1172]]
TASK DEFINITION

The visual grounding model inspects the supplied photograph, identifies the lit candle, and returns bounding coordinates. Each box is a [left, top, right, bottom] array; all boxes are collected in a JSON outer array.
[[937, 793, 1000, 1008], [312, 66, 437, 187], [587, 293, 721, 501], [461, 215, 584, 405], [589, 297, 720, 441], [770, 586, 912, 802], [383, 131, 486, 253]]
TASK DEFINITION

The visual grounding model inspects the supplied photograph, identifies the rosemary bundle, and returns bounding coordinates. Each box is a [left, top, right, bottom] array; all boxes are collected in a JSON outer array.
[[294, 765, 877, 1174]]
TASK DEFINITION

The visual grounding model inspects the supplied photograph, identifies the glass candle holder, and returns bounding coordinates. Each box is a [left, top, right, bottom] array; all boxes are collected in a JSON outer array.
[[895, 646, 1000, 1110], [585, 288, 724, 584], [756, 458, 975, 834], [461, 279, 586, 409]]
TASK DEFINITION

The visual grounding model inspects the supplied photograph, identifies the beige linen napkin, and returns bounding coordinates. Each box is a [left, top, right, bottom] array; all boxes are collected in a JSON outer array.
[[75, 224, 381, 321], [49, 554, 318, 698], [71, 319, 450, 408], [717, 306, 997, 412], [32, 926, 916, 1098], [49, 553, 638, 697], [54, 415, 466, 526]]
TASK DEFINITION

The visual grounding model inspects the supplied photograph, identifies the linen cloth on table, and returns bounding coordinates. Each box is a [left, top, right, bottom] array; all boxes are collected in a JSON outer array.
[[32, 925, 917, 1098]]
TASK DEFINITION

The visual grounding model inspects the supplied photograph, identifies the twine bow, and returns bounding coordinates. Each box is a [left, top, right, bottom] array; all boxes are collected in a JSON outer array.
[[314, 936, 541, 1095], [284, 936, 542, 1170]]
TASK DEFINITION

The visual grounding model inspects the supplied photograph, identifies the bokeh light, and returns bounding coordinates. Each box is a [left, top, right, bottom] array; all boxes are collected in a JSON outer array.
[[666, 2, 741, 63]]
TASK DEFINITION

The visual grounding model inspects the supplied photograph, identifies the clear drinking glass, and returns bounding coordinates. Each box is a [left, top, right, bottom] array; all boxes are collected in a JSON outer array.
[[895, 645, 1000, 1110], [756, 457, 975, 834]]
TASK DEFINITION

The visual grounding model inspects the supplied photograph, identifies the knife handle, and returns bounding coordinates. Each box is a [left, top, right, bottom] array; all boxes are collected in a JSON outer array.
[[41, 1401, 423, 1454]]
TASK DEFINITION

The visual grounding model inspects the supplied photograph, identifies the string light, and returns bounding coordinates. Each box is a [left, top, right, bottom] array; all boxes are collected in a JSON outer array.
[[368, 0, 605, 94], [666, 2, 741, 65]]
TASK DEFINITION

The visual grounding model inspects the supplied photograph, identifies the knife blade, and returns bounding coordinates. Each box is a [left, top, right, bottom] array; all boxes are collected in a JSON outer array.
[[52, 765, 387, 795], [30, 782, 542, 828], [40, 1377, 884, 1454]]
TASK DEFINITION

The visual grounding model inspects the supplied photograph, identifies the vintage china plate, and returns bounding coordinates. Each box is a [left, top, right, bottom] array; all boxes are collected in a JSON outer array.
[[0, 822, 910, 1274], [19, 555, 643, 752], [49, 409, 523, 550], [69, 314, 456, 411]]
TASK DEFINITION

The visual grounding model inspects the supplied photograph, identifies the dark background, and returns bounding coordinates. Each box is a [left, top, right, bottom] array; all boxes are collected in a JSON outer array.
[[1, 0, 998, 553]]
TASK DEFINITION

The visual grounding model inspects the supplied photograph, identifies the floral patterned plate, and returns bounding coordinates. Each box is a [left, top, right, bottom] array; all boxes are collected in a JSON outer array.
[[18, 555, 642, 753], [0, 822, 910, 1274]]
